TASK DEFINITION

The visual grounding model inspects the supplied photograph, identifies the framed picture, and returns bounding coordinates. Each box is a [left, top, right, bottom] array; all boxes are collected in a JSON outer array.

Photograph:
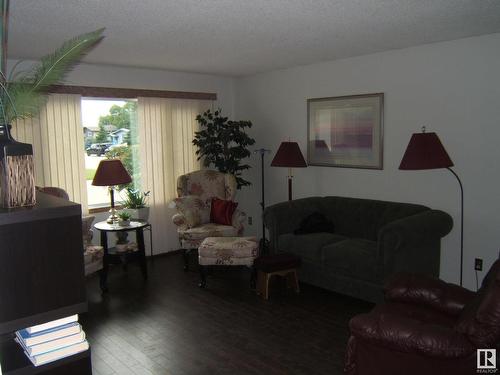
[[307, 93, 384, 169]]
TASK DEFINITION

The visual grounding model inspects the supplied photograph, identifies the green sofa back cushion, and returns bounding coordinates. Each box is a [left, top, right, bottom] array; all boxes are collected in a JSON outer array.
[[320, 197, 429, 241]]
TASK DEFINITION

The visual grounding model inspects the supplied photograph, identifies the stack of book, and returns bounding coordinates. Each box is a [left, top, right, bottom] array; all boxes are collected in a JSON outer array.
[[15, 314, 89, 367]]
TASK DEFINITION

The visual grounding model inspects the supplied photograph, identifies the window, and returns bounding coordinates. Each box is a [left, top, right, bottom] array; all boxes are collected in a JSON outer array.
[[81, 98, 139, 208]]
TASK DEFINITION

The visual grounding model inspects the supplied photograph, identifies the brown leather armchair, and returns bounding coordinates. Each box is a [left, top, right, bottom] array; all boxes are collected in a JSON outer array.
[[345, 260, 500, 375]]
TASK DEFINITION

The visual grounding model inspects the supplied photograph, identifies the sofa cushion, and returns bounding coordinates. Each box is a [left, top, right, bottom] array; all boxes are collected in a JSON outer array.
[[278, 232, 347, 263], [323, 238, 379, 281], [180, 223, 237, 240], [320, 197, 428, 241]]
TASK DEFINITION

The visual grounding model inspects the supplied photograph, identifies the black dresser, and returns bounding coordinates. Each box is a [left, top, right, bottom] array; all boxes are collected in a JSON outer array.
[[0, 192, 91, 374]]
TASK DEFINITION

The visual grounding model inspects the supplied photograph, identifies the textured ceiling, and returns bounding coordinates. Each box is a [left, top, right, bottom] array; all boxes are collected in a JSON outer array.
[[8, 0, 500, 76]]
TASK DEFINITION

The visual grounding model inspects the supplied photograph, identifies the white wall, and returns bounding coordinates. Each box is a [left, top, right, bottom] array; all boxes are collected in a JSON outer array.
[[234, 33, 500, 290], [7, 60, 236, 116]]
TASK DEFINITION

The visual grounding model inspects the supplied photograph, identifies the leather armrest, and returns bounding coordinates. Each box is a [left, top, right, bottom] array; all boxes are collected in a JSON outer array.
[[385, 273, 475, 316], [349, 312, 474, 358]]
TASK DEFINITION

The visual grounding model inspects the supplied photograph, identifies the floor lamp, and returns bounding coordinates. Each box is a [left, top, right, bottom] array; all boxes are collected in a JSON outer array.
[[254, 148, 271, 253], [399, 127, 464, 286], [271, 141, 307, 201]]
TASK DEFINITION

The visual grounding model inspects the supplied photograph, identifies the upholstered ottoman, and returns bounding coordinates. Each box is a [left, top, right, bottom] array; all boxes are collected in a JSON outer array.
[[198, 236, 259, 288], [254, 253, 301, 299]]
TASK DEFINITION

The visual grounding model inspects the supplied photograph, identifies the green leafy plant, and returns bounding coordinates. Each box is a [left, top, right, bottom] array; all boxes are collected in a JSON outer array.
[[193, 109, 255, 188], [117, 211, 131, 221], [105, 144, 139, 190], [122, 188, 150, 209], [0, 28, 105, 125]]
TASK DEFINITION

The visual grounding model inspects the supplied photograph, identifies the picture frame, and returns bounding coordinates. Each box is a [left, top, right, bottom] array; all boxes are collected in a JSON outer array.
[[307, 93, 384, 169]]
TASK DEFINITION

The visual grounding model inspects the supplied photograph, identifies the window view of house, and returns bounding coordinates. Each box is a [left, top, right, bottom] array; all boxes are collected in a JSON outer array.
[[81, 99, 139, 207]]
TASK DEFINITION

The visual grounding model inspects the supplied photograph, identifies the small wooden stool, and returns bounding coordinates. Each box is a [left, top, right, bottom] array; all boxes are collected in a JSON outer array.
[[254, 253, 301, 300]]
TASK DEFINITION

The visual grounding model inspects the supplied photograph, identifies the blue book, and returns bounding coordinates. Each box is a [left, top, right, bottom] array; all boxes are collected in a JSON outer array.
[[25, 340, 89, 367], [16, 323, 81, 347], [16, 331, 86, 356]]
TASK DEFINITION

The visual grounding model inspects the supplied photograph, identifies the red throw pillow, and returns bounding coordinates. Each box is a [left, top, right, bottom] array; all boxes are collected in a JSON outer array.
[[210, 198, 238, 226]]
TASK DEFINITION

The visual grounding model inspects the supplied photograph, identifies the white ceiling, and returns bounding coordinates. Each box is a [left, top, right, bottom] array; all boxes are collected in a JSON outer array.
[[8, 0, 500, 77]]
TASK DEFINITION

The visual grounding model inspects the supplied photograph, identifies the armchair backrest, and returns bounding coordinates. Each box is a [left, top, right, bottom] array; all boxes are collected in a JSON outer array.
[[176, 170, 237, 202], [36, 186, 70, 200], [82, 215, 96, 248], [456, 259, 500, 347]]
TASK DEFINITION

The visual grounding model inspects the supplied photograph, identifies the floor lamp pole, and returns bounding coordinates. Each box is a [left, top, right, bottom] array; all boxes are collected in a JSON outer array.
[[255, 148, 270, 253], [447, 167, 464, 286], [287, 168, 293, 201]]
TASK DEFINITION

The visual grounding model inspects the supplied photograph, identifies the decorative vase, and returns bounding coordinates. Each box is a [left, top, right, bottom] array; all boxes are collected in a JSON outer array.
[[0, 124, 35, 208], [127, 207, 149, 221], [118, 220, 130, 227]]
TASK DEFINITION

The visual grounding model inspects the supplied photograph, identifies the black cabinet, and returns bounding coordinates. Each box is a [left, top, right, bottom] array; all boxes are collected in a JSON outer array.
[[0, 192, 91, 374]]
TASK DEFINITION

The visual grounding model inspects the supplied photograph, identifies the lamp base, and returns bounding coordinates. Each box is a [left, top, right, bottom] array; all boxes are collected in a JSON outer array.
[[106, 207, 119, 224]]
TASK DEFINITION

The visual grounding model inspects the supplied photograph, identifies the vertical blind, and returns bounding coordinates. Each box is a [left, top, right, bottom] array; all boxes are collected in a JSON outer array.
[[138, 97, 211, 253], [13, 93, 211, 254], [12, 94, 88, 213]]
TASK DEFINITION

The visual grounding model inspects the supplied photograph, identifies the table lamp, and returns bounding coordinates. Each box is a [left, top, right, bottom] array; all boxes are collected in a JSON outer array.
[[92, 159, 132, 224], [271, 141, 307, 201], [399, 127, 464, 285]]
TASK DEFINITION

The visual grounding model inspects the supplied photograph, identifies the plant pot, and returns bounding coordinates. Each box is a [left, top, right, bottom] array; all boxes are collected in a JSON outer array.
[[118, 220, 130, 227], [127, 207, 149, 221], [0, 124, 35, 208]]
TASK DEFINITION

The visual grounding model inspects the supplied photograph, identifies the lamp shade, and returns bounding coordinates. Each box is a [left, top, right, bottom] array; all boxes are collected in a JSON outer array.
[[271, 141, 307, 168], [92, 159, 132, 186], [399, 132, 453, 170]]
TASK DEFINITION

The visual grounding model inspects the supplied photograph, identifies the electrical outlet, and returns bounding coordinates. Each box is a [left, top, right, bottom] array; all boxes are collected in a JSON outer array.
[[475, 258, 483, 271], [248, 216, 253, 225]]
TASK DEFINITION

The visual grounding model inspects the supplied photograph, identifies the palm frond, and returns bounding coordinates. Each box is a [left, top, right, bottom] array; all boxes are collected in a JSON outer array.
[[1, 28, 105, 124], [4, 81, 45, 122], [30, 28, 105, 92], [7, 59, 26, 82]]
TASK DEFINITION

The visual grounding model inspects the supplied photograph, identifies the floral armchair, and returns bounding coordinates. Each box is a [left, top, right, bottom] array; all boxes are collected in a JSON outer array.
[[82, 215, 104, 277], [37, 186, 104, 280], [172, 170, 246, 270]]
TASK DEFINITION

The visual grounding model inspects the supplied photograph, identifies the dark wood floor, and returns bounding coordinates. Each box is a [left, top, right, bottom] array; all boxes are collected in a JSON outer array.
[[81, 253, 373, 375]]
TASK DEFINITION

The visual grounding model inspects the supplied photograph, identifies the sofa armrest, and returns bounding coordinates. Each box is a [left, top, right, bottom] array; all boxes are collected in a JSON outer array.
[[349, 312, 474, 358], [379, 209, 453, 246], [378, 210, 453, 276], [232, 209, 246, 235], [172, 213, 189, 231], [385, 273, 475, 316]]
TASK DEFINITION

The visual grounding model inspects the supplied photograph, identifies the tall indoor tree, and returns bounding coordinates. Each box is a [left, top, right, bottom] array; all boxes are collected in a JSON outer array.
[[193, 109, 255, 188]]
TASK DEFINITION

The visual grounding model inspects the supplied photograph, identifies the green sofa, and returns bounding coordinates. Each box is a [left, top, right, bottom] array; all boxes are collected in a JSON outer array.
[[263, 196, 453, 302]]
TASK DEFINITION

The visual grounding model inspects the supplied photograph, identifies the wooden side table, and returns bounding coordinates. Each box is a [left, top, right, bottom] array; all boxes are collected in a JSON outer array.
[[94, 220, 149, 292], [254, 253, 302, 300]]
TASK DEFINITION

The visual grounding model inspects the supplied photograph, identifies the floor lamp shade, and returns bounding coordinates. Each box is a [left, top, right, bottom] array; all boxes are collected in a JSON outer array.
[[271, 141, 307, 201], [92, 159, 132, 186], [399, 130, 464, 286], [399, 132, 453, 170], [271, 142, 307, 168]]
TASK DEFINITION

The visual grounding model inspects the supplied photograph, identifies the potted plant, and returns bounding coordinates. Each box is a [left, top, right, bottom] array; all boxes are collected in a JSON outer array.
[[0, 25, 105, 207], [193, 109, 255, 189], [117, 211, 131, 226], [122, 188, 150, 221]]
